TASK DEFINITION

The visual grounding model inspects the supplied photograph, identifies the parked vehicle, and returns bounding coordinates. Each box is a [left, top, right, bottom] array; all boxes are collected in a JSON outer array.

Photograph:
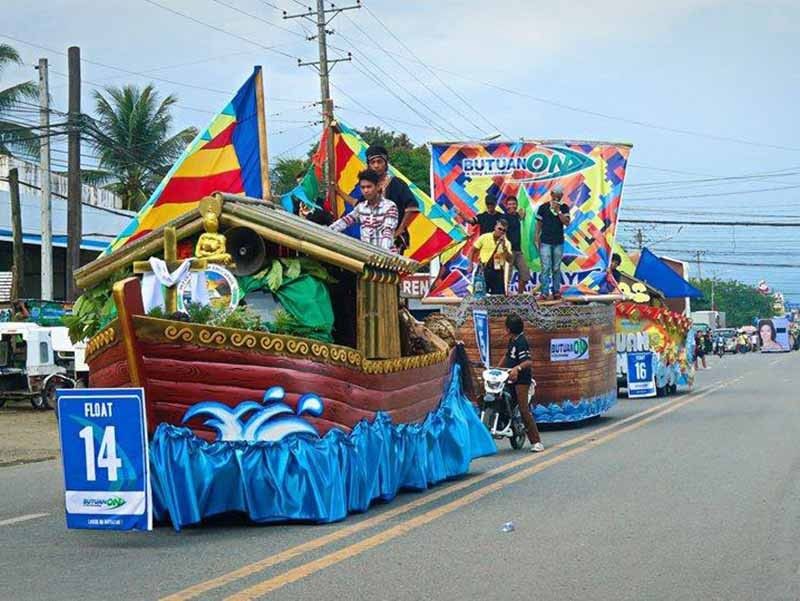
[[479, 367, 532, 450], [0, 323, 86, 410]]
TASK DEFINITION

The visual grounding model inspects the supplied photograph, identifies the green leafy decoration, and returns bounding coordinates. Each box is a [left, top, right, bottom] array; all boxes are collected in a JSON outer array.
[[269, 309, 329, 341], [265, 260, 284, 292], [62, 269, 130, 343]]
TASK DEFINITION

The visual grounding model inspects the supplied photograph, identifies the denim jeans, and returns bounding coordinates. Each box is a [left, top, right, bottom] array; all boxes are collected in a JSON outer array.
[[539, 242, 564, 295]]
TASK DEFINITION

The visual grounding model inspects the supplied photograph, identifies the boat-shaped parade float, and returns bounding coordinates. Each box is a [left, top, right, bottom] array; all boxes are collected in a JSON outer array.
[[75, 194, 495, 530], [70, 67, 495, 530]]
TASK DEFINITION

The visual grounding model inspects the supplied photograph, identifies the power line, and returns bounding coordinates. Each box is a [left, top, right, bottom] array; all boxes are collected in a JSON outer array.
[[339, 14, 491, 137], [0, 176, 133, 217], [335, 32, 469, 137], [622, 207, 800, 219], [360, 5, 506, 136], [331, 83, 426, 142], [0, 33, 242, 96], [139, 1, 300, 60], [335, 103, 447, 133], [348, 59, 462, 138], [657, 257, 800, 269], [626, 168, 800, 188], [619, 218, 800, 227], [624, 183, 800, 202], [326, 39, 800, 153], [209, 0, 307, 39]]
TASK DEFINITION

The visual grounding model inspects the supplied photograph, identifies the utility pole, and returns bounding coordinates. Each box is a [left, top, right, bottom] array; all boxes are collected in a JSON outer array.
[[711, 278, 716, 311], [66, 46, 81, 301], [693, 250, 704, 279], [9, 168, 24, 299], [634, 227, 644, 251], [37, 57, 53, 300], [284, 0, 356, 208]]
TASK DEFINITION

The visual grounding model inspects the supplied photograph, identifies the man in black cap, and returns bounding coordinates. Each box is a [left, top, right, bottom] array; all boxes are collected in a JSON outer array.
[[364, 144, 420, 254]]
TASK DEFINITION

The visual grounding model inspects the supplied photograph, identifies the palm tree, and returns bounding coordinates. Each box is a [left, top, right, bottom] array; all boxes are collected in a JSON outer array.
[[0, 43, 41, 159], [84, 84, 197, 210]]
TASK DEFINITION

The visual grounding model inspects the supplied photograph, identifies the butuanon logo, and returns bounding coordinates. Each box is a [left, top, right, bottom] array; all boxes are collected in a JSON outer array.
[[462, 146, 595, 181], [83, 496, 126, 510]]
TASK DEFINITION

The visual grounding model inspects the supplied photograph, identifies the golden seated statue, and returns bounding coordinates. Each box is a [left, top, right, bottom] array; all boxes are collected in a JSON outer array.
[[195, 211, 233, 265]]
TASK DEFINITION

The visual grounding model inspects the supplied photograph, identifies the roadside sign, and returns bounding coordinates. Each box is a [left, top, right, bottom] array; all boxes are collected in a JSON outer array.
[[56, 388, 152, 531], [626, 352, 656, 398], [550, 337, 589, 362], [473, 309, 490, 367]]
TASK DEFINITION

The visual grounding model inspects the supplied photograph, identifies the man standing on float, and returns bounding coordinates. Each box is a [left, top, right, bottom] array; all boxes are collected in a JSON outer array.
[[365, 145, 421, 255], [535, 186, 571, 300]]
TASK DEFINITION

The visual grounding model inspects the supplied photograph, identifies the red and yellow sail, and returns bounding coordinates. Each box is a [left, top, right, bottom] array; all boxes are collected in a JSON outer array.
[[104, 68, 266, 253]]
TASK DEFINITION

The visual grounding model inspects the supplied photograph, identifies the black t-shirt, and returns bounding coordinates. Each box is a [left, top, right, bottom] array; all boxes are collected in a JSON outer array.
[[383, 177, 418, 217], [537, 202, 570, 245], [503, 212, 521, 251], [383, 177, 419, 249], [475, 211, 501, 235], [505, 333, 532, 384]]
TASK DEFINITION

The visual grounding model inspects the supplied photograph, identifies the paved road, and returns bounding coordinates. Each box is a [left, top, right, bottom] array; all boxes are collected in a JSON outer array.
[[2, 352, 799, 601]]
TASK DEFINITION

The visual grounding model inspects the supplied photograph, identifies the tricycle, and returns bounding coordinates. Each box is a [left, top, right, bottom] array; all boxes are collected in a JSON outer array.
[[0, 323, 87, 410]]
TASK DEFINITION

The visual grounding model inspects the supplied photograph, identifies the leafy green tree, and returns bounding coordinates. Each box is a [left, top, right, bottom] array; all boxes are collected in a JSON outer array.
[[271, 157, 309, 196], [690, 278, 776, 327], [0, 43, 41, 159], [83, 84, 197, 210], [358, 126, 431, 194]]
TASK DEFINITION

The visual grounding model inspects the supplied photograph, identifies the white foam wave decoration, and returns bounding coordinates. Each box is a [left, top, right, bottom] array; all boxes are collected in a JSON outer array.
[[181, 388, 324, 442]]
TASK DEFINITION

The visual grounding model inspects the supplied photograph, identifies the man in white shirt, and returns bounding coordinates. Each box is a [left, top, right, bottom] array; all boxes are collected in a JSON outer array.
[[330, 169, 399, 252]]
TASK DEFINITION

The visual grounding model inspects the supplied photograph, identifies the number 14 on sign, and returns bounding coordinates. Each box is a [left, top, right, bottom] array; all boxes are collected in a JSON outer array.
[[78, 426, 122, 482]]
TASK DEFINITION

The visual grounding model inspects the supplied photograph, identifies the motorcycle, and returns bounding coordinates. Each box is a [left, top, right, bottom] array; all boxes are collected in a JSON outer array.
[[713, 338, 725, 358], [479, 367, 534, 450]]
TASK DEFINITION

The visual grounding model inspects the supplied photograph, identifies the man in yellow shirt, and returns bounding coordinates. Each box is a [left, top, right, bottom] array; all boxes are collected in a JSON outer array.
[[471, 219, 513, 295]]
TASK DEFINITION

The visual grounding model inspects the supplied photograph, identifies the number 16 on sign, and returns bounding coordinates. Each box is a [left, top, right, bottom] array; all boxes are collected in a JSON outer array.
[[626, 351, 657, 398], [57, 388, 152, 531]]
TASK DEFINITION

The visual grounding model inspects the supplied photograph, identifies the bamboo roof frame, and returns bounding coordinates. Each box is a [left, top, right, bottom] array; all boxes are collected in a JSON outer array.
[[74, 193, 421, 289]]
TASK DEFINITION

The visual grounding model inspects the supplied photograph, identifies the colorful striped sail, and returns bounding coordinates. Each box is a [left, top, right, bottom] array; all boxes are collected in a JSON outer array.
[[298, 120, 466, 264], [104, 68, 265, 253]]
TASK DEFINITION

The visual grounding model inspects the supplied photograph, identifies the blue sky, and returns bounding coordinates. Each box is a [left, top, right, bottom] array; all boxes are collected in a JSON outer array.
[[2, 0, 798, 302]]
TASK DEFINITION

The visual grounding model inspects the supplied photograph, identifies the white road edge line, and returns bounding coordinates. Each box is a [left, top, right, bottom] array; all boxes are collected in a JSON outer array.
[[0, 513, 50, 527]]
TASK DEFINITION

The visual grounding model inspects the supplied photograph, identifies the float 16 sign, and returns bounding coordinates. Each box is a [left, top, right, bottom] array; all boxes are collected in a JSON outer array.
[[57, 388, 152, 531], [626, 352, 657, 398]]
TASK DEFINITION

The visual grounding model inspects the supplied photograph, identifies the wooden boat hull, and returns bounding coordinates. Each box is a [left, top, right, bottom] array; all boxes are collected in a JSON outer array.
[[449, 296, 617, 422], [86, 279, 451, 441]]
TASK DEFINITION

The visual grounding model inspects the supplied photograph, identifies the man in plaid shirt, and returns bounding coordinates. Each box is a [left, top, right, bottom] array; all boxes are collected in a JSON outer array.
[[330, 169, 399, 252]]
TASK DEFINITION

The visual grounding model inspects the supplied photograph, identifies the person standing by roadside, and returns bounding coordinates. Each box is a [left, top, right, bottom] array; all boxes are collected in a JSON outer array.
[[694, 330, 708, 370], [535, 186, 571, 300], [502, 195, 531, 294], [499, 313, 544, 452], [471, 219, 513, 295]]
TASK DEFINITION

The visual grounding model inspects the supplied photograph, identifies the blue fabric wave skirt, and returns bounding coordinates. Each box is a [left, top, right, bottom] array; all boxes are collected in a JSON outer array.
[[149, 364, 496, 530]]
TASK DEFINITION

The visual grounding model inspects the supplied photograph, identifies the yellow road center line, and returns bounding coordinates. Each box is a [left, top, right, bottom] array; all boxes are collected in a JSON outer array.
[[162, 386, 715, 601], [224, 379, 738, 600]]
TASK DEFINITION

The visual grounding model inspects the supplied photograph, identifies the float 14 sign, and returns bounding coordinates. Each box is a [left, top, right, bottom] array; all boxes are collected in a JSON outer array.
[[57, 388, 152, 531], [461, 146, 595, 181], [550, 337, 589, 362]]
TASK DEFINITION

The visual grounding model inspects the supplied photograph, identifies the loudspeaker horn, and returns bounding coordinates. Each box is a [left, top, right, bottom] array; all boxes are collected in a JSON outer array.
[[224, 227, 266, 276]]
